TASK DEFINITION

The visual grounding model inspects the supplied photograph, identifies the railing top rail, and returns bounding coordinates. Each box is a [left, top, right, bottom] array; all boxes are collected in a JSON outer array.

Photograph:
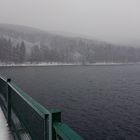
[[0, 75, 51, 118], [9, 82, 51, 117], [0, 75, 7, 82], [53, 122, 84, 140]]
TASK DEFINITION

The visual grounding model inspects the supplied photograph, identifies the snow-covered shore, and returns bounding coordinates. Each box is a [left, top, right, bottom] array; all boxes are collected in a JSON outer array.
[[0, 62, 81, 67], [0, 62, 139, 67]]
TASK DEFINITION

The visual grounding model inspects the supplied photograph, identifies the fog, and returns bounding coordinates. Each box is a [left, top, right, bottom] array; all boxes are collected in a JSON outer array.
[[0, 0, 140, 46]]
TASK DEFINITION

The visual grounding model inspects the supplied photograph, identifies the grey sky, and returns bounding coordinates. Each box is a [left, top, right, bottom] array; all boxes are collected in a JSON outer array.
[[0, 0, 140, 45]]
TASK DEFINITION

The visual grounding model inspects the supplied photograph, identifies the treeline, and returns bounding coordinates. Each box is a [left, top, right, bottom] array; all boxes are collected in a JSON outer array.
[[1, 37, 140, 64], [30, 43, 140, 64]]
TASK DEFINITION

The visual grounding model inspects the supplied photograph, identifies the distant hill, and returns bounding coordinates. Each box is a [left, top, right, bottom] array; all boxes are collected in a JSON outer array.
[[0, 23, 140, 64]]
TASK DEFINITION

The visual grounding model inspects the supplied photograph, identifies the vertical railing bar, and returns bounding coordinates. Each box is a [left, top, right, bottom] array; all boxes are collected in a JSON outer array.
[[51, 110, 61, 140], [7, 78, 11, 128], [44, 114, 49, 140], [49, 113, 52, 140]]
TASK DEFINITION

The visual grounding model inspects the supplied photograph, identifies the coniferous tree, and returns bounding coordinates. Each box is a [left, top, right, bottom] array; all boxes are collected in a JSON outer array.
[[19, 41, 26, 63], [30, 45, 41, 63]]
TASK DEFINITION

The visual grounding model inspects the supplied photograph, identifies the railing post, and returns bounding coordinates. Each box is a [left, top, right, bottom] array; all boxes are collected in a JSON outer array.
[[50, 109, 61, 140], [7, 78, 11, 127], [44, 114, 49, 140]]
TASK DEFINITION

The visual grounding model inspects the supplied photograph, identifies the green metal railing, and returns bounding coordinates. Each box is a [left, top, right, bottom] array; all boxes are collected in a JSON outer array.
[[0, 76, 84, 140]]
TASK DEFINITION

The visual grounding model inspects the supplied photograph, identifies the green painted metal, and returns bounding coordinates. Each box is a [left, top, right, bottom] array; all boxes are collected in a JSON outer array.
[[9, 82, 49, 118], [7, 78, 12, 127], [9, 81, 52, 140], [9, 82, 53, 140], [0, 75, 84, 140], [53, 123, 84, 140], [51, 109, 84, 140]]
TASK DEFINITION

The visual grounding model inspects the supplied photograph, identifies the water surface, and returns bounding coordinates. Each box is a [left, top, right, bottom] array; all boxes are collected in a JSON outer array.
[[0, 65, 140, 140]]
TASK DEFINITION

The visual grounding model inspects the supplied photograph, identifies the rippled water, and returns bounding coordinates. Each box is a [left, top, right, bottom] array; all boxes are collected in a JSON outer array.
[[1, 65, 140, 140]]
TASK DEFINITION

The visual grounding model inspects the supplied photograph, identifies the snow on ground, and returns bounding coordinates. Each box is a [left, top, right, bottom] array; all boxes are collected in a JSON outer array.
[[0, 62, 81, 67], [0, 107, 14, 140], [0, 62, 139, 67]]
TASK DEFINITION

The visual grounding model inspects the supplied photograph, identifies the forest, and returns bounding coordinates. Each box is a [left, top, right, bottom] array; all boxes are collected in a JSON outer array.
[[0, 36, 140, 64]]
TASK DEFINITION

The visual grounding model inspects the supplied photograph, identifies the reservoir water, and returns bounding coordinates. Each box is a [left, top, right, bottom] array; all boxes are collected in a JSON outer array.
[[0, 64, 140, 140]]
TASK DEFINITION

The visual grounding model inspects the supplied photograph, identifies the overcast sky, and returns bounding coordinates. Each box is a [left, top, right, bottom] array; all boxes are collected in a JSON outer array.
[[0, 0, 140, 46]]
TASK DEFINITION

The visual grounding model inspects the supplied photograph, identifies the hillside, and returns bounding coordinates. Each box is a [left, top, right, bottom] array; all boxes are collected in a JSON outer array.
[[0, 24, 140, 64]]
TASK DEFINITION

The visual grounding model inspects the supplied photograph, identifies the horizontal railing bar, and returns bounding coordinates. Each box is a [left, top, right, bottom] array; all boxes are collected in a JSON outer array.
[[53, 122, 84, 140], [9, 82, 46, 118], [0, 75, 7, 82], [8, 82, 53, 140], [0, 75, 51, 116], [9, 82, 50, 118]]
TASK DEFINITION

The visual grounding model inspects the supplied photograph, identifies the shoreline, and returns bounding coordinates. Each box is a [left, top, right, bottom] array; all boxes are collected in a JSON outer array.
[[0, 62, 139, 67]]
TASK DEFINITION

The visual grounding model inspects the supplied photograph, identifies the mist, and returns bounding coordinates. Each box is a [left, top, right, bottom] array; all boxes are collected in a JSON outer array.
[[0, 0, 140, 46], [1, 1, 140, 140]]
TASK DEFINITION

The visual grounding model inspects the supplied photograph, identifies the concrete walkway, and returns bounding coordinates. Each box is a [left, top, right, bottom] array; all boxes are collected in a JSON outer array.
[[0, 107, 14, 140]]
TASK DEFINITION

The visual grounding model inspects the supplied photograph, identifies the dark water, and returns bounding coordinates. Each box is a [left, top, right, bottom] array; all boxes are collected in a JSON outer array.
[[1, 65, 140, 140]]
